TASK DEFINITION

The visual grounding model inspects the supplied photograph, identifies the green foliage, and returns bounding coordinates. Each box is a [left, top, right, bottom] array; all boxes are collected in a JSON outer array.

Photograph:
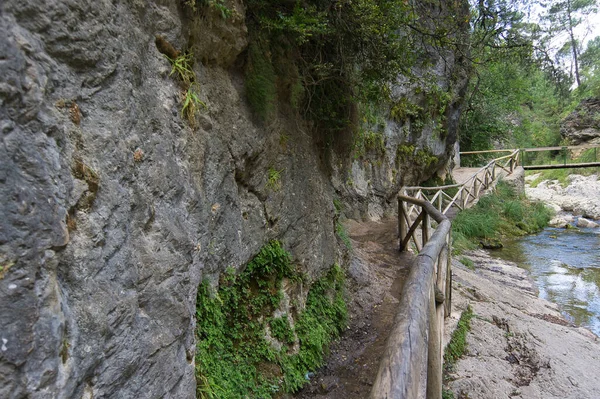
[[269, 315, 295, 345], [243, 0, 431, 133], [184, 0, 232, 19], [460, 60, 564, 153], [163, 52, 206, 126], [390, 98, 424, 123], [245, 42, 277, 120], [444, 306, 473, 370], [352, 130, 385, 159], [395, 144, 438, 169], [442, 389, 455, 399], [333, 198, 343, 216], [459, 256, 475, 270], [167, 52, 195, 87], [182, 85, 206, 126], [195, 242, 347, 398], [451, 181, 553, 253]]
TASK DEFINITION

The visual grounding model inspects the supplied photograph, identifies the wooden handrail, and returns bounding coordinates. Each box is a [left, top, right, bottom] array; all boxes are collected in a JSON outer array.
[[370, 196, 451, 399], [403, 150, 519, 219], [372, 149, 521, 399]]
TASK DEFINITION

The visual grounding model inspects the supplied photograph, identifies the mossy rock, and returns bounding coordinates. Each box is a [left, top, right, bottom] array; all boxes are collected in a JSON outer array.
[[479, 238, 503, 249]]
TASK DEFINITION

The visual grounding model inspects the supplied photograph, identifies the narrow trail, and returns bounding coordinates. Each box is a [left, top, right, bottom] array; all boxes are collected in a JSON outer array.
[[451, 167, 480, 184], [292, 219, 413, 398]]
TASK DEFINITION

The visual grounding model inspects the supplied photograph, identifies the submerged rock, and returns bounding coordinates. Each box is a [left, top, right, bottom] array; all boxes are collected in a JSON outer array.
[[577, 217, 599, 228]]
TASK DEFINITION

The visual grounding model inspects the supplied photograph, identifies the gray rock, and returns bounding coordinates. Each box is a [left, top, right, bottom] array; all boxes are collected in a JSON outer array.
[[0, 0, 468, 397], [561, 98, 600, 145], [0, 1, 337, 397]]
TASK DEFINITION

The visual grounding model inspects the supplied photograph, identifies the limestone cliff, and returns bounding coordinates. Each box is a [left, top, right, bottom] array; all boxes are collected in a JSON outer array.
[[561, 97, 600, 145], [0, 0, 469, 397]]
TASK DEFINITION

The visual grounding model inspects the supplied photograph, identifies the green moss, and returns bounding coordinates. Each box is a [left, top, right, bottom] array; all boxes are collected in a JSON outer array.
[[245, 42, 277, 120], [459, 257, 475, 270], [415, 148, 438, 167], [352, 129, 385, 159], [266, 167, 282, 191], [333, 199, 343, 216], [390, 98, 424, 122], [395, 144, 437, 168], [335, 221, 352, 250], [444, 305, 473, 369], [195, 242, 347, 398], [269, 315, 295, 345]]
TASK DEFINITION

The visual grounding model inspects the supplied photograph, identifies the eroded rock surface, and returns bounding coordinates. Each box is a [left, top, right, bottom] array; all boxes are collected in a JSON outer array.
[[561, 98, 600, 145], [0, 1, 337, 397], [0, 0, 468, 397], [447, 251, 600, 399]]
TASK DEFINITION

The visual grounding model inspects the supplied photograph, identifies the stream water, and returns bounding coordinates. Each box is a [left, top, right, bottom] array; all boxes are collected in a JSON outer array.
[[491, 220, 600, 336]]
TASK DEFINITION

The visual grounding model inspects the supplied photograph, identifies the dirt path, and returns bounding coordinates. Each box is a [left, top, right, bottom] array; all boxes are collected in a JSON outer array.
[[291, 218, 413, 399], [451, 167, 480, 185]]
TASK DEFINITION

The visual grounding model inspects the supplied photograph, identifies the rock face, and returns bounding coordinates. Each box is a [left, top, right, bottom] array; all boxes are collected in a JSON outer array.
[[0, 0, 469, 397], [561, 98, 600, 145], [333, 0, 470, 221]]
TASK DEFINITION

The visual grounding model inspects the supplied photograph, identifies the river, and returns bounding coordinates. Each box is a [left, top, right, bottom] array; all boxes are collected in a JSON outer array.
[[492, 219, 600, 336]]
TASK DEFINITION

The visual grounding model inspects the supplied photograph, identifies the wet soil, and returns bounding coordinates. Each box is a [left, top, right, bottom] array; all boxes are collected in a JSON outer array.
[[291, 218, 414, 399]]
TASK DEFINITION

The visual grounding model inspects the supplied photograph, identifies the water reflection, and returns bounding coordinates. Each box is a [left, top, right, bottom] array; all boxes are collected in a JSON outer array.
[[491, 225, 600, 336]]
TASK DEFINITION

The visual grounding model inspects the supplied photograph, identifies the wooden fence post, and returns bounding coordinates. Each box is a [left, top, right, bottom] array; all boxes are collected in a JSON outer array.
[[422, 211, 429, 248], [399, 198, 407, 251], [426, 288, 442, 399], [445, 233, 452, 316]]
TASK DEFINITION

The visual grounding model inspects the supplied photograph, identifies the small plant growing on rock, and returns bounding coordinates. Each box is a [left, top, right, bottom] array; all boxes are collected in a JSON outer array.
[[267, 167, 282, 191], [167, 52, 195, 87], [182, 85, 206, 126]]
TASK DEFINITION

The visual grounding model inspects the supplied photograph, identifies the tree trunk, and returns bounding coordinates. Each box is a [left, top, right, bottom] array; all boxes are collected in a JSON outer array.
[[567, 0, 581, 86]]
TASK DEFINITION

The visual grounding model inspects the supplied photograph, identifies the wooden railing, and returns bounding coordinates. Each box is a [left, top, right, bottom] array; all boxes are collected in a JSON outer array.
[[370, 149, 520, 399], [402, 149, 520, 226], [370, 196, 451, 399], [520, 144, 600, 170]]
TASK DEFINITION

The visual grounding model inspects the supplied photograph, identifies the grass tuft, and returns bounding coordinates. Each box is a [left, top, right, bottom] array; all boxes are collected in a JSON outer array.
[[444, 305, 473, 370]]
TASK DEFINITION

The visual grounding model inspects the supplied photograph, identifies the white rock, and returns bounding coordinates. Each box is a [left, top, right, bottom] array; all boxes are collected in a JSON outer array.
[[577, 217, 599, 228]]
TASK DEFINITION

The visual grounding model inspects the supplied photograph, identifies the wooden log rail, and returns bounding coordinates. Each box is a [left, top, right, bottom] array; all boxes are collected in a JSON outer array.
[[370, 149, 522, 398], [520, 144, 600, 170], [370, 196, 451, 399], [402, 150, 519, 221]]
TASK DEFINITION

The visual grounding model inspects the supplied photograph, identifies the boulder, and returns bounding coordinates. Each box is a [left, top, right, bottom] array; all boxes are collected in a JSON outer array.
[[561, 98, 600, 145]]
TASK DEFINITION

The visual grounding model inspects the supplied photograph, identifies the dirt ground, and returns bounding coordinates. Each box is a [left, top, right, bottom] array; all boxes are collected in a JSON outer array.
[[291, 218, 414, 399]]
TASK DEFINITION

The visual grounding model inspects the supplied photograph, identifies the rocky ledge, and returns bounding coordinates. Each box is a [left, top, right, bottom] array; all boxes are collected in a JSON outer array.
[[445, 251, 600, 399]]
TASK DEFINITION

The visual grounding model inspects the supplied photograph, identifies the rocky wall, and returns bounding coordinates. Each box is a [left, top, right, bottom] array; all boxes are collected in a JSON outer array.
[[0, 1, 338, 397]]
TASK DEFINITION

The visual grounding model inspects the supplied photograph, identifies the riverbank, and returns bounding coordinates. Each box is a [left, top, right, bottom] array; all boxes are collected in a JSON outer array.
[[445, 250, 600, 399], [445, 172, 600, 398]]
